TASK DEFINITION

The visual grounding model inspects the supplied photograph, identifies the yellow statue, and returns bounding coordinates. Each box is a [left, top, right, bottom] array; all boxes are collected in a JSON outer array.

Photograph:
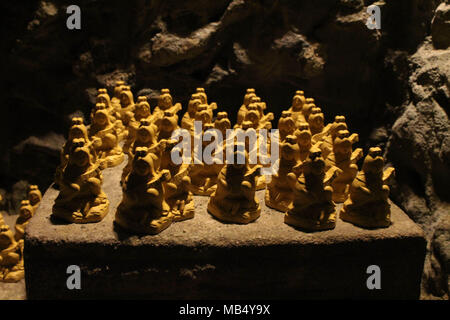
[[340, 147, 395, 228], [302, 98, 315, 122], [214, 111, 231, 138], [161, 144, 194, 221], [308, 107, 325, 136], [89, 103, 124, 169], [0, 220, 24, 283], [52, 138, 109, 223], [287, 90, 307, 125], [278, 111, 296, 141], [236, 88, 257, 127], [27, 185, 42, 212], [326, 130, 363, 202], [111, 80, 126, 113], [181, 95, 202, 133], [208, 145, 261, 224], [285, 148, 341, 231], [153, 89, 182, 120], [115, 147, 173, 234], [265, 135, 302, 212], [196, 87, 218, 112], [55, 117, 97, 186], [14, 200, 34, 241], [123, 96, 153, 155]]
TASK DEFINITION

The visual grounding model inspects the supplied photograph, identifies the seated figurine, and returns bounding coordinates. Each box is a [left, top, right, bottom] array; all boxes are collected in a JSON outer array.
[[236, 88, 257, 127], [308, 107, 325, 136], [326, 130, 363, 202], [161, 145, 194, 222], [93, 88, 118, 121], [121, 119, 160, 185], [278, 111, 296, 141], [52, 138, 109, 223], [123, 96, 153, 155], [27, 185, 42, 212], [153, 89, 182, 120], [302, 98, 315, 122], [89, 103, 124, 169], [265, 135, 301, 212], [189, 123, 223, 195], [115, 147, 172, 234], [181, 95, 202, 133], [340, 147, 395, 228], [196, 87, 218, 112], [287, 90, 307, 126], [55, 117, 97, 187], [285, 148, 341, 231], [0, 221, 24, 283], [207, 144, 261, 224], [111, 80, 126, 113], [14, 200, 35, 241], [214, 111, 231, 138]]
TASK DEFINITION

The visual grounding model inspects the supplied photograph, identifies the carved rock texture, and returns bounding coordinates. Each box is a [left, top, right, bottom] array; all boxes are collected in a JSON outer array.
[[0, 0, 448, 298]]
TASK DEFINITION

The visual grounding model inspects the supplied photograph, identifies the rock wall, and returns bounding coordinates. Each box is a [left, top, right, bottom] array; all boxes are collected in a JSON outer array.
[[0, 0, 448, 299]]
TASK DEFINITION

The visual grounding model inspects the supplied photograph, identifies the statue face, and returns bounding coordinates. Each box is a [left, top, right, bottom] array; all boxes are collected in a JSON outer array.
[[20, 207, 32, 219], [73, 149, 90, 167], [136, 105, 150, 118], [160, 94, 172, 108], [137, 128, 151, 143], [29, 192, 41, 204], [69, 127, 84, 139], [94, 112, 108, 126], [161, 117, 175, 132], [297, 130, 311, 145], [120, 94, 130, 107], [134, 159, 150, 176]]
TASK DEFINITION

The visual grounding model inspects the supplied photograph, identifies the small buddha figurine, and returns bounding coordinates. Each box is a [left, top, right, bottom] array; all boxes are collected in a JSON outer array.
[[196, 87, 218, 111], [278, 111, 296, 141], [214, 111, 231, 138], [52, 138, 109, 223], [111, 80, 126, 112], [340, 147, 395, 228], [208, 144, 261, 224], [157, 110, 180, 141], [93, 88, 117, 120], [0, 222, 24, 282], [326, 130, 363, 202], [161, 145, 194, 222], [121, 118, 160, 185], [308, 107, 325, 136], [287, 91, 307, 125], [265, 135, 302, 212], [236, 88, 257, 127], [115, 147, 173, 234], [189, 123, 223, 195], [302, 98, 315, 122], [181, 96, 202, 132], [116, 86, 135, 139], [89, 103, 124, 169], [55, 117, 97, 187], [123, 96, 153, 155], [27, 185, 42, 212], [153, 89, 182, 120], [249, 96, 274, 130], [14, 200, 34, 241], [285, 148, 341, 231]]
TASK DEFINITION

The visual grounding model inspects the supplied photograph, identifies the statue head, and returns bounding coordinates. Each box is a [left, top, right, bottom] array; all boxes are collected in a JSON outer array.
[[306, 148, 325, 176], [135, 96, 151, 119], [160, 111, 178, 133], [188, 97, 202, 114], [194, 104, 212, 124], [114, 81, 126, 98], [196, 88, 208, 104], [93, 104, 110, 126], [132, 147, 156, 177], [69, 117, 89, 141], [96, 88, 111, 108], [363, 147, 384, 176], [292, 92, 306, 111], [279, 111, 295, 134], [243, 89, 256, 106], [19, 200, 33, 220], [295, 122, 312, 147], [137, 120, 155, 144], [333, 130, 353, 158], [28, 185, 42, 206], [158, 89, 173, 109], [120, 87, 134, 107]]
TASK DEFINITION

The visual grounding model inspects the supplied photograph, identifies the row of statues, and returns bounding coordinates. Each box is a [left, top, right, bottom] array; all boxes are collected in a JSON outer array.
[[52, 83, 395, 235], [0, 186, 42, 282]]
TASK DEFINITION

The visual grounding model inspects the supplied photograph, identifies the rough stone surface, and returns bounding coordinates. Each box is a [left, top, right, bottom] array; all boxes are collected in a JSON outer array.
[[24, 160, 426, 299]]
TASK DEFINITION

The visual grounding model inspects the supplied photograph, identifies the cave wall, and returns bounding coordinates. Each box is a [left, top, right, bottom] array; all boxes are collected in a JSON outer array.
[[0, 0, 448, 299]]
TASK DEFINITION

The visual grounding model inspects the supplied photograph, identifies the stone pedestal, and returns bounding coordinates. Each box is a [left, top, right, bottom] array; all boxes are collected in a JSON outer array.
[[24, 161, 426, 299]]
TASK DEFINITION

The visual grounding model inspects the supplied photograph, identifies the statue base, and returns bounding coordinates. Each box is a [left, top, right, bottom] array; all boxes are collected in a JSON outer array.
[[24, 160, 426, 299]]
